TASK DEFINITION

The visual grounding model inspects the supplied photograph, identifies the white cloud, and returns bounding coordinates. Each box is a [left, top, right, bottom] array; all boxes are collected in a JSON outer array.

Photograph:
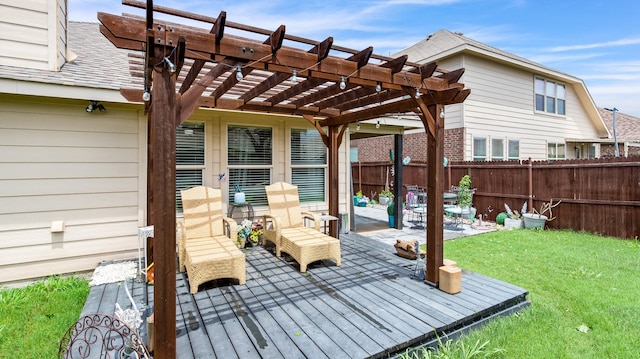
[[546, 38, 640, 52]]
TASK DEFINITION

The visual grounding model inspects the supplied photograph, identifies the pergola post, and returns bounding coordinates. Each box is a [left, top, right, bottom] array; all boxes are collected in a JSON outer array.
[[148, 50, 178, 359], [393, 134, 403, 229], [424, 104, 445, 285], [327, 125, 340, 238]]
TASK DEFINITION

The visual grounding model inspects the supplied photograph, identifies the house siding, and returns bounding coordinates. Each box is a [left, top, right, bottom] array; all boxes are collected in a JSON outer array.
[[456, 54, 602, 160], [0, 96, 144, 283], [0, 0, 67, 71], [0, 98, 352, 283]]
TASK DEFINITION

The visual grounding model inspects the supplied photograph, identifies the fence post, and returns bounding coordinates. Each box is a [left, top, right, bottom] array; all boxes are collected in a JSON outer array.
[[527, 158, 533, 211]]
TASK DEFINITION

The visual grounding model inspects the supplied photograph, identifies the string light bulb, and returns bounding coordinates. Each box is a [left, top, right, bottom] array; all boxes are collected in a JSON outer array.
[[235, 65, 243, 81], [291, 70, 298, 84], [164, 57, 176, 73], [415, 87, 420, 97], [339, 76, 346, 90], [376, 120, 380, 129], [440, 108, 445, 119], [376, 82, 382, 92], [356, 122, 360, 131], [142, 89, 151, 102]]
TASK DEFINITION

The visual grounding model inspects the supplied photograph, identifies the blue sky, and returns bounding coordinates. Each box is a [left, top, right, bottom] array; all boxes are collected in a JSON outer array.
[[71, 0, 640, 116]]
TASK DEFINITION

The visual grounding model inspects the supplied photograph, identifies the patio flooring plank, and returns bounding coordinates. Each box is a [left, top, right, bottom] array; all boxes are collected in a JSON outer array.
[[79, 231, 529, 358]]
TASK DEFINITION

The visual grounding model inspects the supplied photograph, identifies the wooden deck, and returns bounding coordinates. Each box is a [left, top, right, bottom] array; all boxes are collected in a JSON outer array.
[[80, 232, 529, 358]]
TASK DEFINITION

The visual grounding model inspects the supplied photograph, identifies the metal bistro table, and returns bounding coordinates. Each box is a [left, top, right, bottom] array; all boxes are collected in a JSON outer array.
[[228, 202, 254, 223]]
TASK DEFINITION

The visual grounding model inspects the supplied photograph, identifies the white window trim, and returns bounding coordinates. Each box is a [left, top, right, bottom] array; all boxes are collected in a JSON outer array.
[[535, 76, 566, 116]]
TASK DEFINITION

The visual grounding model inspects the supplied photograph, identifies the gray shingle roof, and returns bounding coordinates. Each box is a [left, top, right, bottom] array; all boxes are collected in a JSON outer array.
[[598, 108, 640, 140], [0, 22, 135, 91], [395, 29, 580, 83]]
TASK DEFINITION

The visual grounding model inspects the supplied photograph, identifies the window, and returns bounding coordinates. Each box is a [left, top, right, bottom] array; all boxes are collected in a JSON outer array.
[[291, 128, 327, 203], [547, 142, 566, 160], [176, 122, 205, 212], [228, 125, 272, 206], [508, 140, 520, 160], [535, 77, 566, 115], [473, 137, 487, 161], [491, 138, 504, 161], [588, 144, 597, 158]]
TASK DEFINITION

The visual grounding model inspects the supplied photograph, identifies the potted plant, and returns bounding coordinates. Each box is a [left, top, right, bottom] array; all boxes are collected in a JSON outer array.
[[456, 175, 476, 221], [353, 190, 363, 206], [523, 199, 561, 229], [504, 202, 526, 229], [387, 201, 395, 227], [379, 189, 394, 206]]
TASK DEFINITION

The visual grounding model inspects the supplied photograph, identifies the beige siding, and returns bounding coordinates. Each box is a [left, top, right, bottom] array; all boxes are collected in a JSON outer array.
[[0, 0, 67, 71], [0, 96, 351, 283], [448, 54, 602, 160], [0, 96, 143, 283]]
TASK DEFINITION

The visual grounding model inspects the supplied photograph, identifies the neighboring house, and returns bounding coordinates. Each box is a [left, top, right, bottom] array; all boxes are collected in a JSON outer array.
[[595, 108, 640, 157], [351, 29, 612, 162], [0, 1, 351, 283]]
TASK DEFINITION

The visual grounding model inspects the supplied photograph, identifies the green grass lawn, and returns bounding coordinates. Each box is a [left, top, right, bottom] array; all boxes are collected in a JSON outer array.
[[419, 229, 640, 358], [0, 276, 89, 358]]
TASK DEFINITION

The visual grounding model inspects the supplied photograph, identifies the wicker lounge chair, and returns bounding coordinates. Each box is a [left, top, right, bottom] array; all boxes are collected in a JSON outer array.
[[178, 186, 246, 294], [263, 182, 341, 272]]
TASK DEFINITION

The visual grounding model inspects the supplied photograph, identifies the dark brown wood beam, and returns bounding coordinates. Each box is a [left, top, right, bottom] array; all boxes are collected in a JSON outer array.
[[422, 103, 445, 285], [336, 89, 401, 111], [320, 96, 419, 127], [98, 13, 430, 89], [179, 11, 226, 94], [411, 61, 438, 79], [291, 82, 357, 108], [437, 68, 465, 84], [240, 37, 333, 102], [315, 87, 378, 110], [268, 25, 286, 54], [149, 52, 177, 359], [381, 54, 408, 74], [265, 78, 324, 105]]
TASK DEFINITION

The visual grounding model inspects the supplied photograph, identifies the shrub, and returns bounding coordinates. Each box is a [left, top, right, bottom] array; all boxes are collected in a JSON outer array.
[[495, 212, 508, 225]]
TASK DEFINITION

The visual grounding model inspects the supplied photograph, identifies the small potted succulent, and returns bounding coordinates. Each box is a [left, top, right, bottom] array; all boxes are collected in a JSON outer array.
[[504, 202, 526, 229], [379, 189, 394, 206]]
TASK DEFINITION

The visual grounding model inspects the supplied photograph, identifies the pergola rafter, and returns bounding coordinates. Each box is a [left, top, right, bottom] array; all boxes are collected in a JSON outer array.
[[99, 2, 470, 358]]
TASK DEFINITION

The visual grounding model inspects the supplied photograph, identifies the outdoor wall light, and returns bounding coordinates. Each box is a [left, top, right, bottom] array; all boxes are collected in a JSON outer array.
[[86, 101, 105, 113]]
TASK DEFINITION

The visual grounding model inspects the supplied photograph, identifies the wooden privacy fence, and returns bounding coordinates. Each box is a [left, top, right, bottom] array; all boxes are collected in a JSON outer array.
[[351, 157, 640, 239]]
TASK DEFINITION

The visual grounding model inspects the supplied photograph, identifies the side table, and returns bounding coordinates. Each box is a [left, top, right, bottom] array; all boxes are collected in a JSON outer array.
[[319, 214, 338, 234], [228, 202, 254, 223]]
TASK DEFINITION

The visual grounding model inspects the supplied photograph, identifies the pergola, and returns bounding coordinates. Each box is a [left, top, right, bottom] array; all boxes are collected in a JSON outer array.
[[99, 1, 469, 357]]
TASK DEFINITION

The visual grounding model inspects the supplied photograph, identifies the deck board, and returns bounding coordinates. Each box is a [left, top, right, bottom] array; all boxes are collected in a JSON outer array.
[[78, 232, 529, 358]]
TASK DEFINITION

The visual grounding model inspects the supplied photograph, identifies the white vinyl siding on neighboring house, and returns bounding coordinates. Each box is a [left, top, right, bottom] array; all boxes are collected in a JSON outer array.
[[291, 128, 327, 203], [447, 55, 601, 161]]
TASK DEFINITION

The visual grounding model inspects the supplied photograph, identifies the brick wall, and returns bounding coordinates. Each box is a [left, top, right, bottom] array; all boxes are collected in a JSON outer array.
[[350, 128, 466, 163]]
